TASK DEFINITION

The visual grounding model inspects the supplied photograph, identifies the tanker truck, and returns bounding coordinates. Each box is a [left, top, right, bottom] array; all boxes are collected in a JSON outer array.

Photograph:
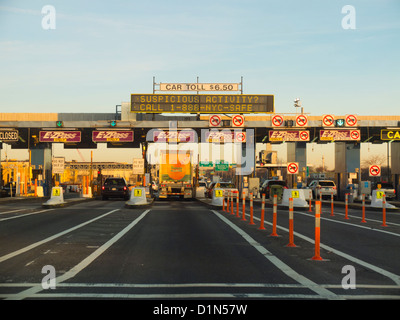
[[158, 150, 194, 199]]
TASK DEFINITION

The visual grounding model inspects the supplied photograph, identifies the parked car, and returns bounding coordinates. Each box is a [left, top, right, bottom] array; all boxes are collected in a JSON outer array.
[[308, 180, 337, 199], [372, 182, 396, 200], [206, 182, 236, 198], [101, 177, 130, 200], [260, 180, 287, 198], [0, 182, 17, 197]]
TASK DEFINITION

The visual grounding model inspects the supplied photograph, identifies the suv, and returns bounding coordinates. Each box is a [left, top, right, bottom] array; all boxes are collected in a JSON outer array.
[[372, 182, 396, 200], [101, 177, 130, 200], [0, 182, 17, 197], [260, 180, 287, 198], [308, 180, 337, 200]]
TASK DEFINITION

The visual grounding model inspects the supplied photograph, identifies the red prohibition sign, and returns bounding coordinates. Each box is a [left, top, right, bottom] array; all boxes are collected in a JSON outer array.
[[300, 131, 309, 141], [351, 130, 360, 140], [209, 115, 221, 127], [232, 115, 244, 127], [322, 115, 334, 126], [272, 115, 283, 126], [346, 115, 357, 126], [287, 162, 298, 174], [370, 165, 381, 176], [296, 115, 307, 127], [236, 132, 246, 142]]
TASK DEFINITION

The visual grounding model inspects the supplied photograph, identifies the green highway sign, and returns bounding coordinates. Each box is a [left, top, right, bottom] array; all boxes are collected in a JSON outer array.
[[215, 163, 229, 171], [199, 161, 213, 167]]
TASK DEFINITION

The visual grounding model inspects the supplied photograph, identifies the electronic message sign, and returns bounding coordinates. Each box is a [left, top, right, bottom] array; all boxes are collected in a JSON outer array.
[[131, 94, 274, 114]]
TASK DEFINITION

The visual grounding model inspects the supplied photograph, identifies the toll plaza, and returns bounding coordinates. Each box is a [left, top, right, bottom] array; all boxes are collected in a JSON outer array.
[[0, 82, 400, 201]]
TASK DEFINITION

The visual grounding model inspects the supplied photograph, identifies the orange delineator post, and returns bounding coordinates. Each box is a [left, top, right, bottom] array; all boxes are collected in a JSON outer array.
[[230, 191, 234, 215], [361, 193, 366, 223], [270, 194, 278, 237], [312, 201, 323, 261], [242, 191, 246, 221], [236, 191, 240, 218], [344, 193, 349, 220], [308, 189, 312, 212], [34, 179, 38, 197], [287, 197, 296, 247], [83, 176, 87, 195], [259, 193, 266, 230], [222, 191, 226, 211], [226, 190, 230, 213], [249, 192, 255, 225], [330, 192, 334, 216], [382, 194, 387, 227]]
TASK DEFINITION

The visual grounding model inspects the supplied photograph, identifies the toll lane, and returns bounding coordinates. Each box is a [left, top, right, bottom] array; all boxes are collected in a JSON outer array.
[[66, 200, 303, 286], [229, 198, 400, 293], [0, 198, 399, 299]]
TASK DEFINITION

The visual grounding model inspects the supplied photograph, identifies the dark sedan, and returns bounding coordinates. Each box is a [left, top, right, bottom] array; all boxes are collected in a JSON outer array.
[[101, 177, 130, 200]]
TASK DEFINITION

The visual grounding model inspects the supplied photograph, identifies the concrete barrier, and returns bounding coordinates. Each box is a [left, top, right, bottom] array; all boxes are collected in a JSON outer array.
[[211, 188, 224, 207], [282, 189, 308, 208], [42, 186, 66, 207], [125, 187, 149, 207], [370, 190, 397, 209]]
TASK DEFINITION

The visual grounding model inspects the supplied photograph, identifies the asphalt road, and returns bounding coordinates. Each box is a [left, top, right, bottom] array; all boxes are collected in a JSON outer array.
[[0, 197, 399, 301]]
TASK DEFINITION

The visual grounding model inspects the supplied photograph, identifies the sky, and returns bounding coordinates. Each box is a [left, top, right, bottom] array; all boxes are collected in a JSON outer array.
[[0, 0, 399, 168]]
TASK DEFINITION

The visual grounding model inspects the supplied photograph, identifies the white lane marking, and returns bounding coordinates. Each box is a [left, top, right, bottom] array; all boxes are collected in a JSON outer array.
[[293, 212, 400, 285], [0, 209, 27, 215], [236, 206, 400, 285], [6, 209, 150, 300], [1, 282, 399, 290], [320, 208, 400, 228], [298, 210, 400, 237], [1, 293, 327, 299], [0, 209, 54, 222], [0, 209, 119, 263], [210, 210, 339, 300]]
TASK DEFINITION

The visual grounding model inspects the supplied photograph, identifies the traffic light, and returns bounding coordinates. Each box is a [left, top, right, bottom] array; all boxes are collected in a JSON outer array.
[[110, 120, 117, 127], [335, 119, 345, 127], [56, 121, 63, 128], [97, 168, 102, 182]]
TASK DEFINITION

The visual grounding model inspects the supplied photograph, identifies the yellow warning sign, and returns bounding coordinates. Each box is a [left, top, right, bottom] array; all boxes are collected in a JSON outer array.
[[52, 188, 60, 197], [215, 189, 223, 197], [376, 191, 384, 199], [134, 189, 142, 197], [291, 190, 299, 198]]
